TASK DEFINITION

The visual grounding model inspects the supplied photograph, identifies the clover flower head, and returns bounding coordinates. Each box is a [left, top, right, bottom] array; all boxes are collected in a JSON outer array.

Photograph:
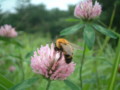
[[74, 0, 102, 20], [31, 43, 75, 80], [0, 24, 18, 38]]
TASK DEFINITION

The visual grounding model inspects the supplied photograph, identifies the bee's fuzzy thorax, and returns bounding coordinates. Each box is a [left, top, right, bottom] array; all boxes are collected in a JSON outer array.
[[56, 38, 69, 48]]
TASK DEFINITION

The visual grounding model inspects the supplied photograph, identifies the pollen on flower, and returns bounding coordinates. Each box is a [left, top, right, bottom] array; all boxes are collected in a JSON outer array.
[[31, 43, 76, 80], [74, 0, 102, 20], [0, 24, 18, 38]]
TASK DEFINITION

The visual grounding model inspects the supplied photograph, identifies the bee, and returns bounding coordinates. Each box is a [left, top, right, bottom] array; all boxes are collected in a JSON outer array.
[[54, 38, 80, 64]]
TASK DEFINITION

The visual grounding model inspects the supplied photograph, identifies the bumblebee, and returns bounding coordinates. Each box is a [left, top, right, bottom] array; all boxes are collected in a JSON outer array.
[[54, 38, 75, 64]]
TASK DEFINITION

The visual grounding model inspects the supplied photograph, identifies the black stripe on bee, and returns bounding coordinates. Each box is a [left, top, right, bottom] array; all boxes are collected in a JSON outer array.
[[65, 55, 72, 64]]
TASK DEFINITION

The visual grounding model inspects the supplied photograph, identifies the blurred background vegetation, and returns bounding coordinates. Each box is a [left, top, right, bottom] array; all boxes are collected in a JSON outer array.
[[0, 0, 119, 40], [0, 0, 120, 90]]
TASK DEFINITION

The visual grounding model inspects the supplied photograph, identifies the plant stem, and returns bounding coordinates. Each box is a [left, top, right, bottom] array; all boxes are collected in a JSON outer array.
[[46, 79, 51, 90], [108, 38, 120, 90], [79, 43, 86, 89]]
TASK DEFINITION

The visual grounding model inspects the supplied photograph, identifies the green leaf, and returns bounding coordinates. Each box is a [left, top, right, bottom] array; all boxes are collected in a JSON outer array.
[[0, 74, 14, 89], [93, 24, 117, 39], [83, 25, 95, 49], [64, 80, 81, 90], [9, 77, 39, 90], [0, 84, 7, 90], [60, 24, 84, 36], [65, 18, 80, 22]]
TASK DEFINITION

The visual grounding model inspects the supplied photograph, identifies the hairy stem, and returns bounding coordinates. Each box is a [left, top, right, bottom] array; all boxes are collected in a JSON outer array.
[[79, 43, 86, 89], [46, 79, 51, 90]]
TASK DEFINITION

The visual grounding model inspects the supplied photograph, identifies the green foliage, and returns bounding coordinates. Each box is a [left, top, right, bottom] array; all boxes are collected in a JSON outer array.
[[0, 85, 6, 90], [108, 38, 120, 90], [97, 0, 120, 34], [0, 74, 14, 89], [9, 77, 39, 90], [64, 80, 81, 90], [0, 33, 119, 90], [60, 22, 117, 50], [60, 23, 84, 36], [0, 37, 24, 47], [83, 25, 95, 49], [65, 18, 80, 22], [93, 24, 117, 39], [0, 0, 120, 40], [0, 0, 120, 90]]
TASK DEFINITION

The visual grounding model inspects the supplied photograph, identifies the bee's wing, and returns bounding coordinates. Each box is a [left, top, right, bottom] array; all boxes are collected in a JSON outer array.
[[60, 43, 73, 56], [69, 43, 83, 51]]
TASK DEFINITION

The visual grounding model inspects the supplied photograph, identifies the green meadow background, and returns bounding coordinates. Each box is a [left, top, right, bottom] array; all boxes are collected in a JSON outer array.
[[0, 0, 120, 90]]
